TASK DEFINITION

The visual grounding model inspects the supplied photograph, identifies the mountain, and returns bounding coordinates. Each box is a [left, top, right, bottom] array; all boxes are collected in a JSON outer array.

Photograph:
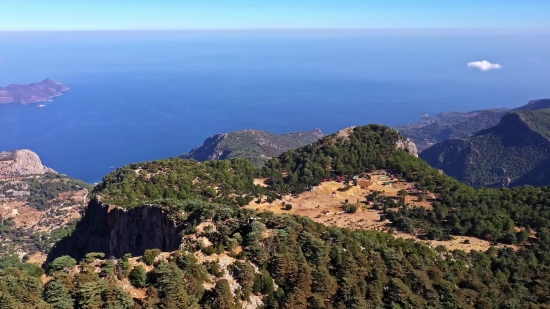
[[395, 108, 510, 152], [513, 98, 550, 111], [420, 108, 550, 187], [396, 98, 550, 152], [180, 128, 324, 166], [0, 78, 69, 104], [0, 149, 90, 258], [39, 124, 550, 308]]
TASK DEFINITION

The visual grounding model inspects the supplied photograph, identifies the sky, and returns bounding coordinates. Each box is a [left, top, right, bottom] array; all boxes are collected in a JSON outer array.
[[1, 0, 550, 31]]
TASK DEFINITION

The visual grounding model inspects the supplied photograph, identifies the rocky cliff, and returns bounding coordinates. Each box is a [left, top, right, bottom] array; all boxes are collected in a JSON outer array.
[[49, 198, 182, 261], [181, 128, 324, 166], [0, 78, 69, 104], [396, 137, 419, 157], [0, 149, 54, 177]]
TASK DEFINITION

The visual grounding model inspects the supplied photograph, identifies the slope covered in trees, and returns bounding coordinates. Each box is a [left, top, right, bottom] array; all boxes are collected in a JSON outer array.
[[19, 123, 550, 308], [421, 109, 550, 188], [94, 124, 550, 245], [396, 98, 550, 152], [180, 129, 324, 167], [13, 199, 550, 308], [395, 109, 508, 152]]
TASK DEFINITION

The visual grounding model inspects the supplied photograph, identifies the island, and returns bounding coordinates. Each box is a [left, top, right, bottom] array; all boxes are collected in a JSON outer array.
[[0, 78, 69, 104]]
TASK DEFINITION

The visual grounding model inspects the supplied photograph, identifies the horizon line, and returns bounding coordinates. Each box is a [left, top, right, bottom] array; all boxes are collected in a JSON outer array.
[[1, 27, 549, 33]]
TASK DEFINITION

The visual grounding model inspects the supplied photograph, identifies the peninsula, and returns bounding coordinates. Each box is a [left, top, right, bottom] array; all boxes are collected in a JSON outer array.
[[0, 78, 69, 104]]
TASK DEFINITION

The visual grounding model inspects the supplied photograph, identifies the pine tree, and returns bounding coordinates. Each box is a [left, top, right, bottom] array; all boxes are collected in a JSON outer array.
[[76, 280, 104, 309], [141, 286, 160, 309], [102, 280, 134, 309], [129, 266, 147, 288], [208, 279, 240, 309], [0, 291, 19, 309], [43, 279, 74, 309]]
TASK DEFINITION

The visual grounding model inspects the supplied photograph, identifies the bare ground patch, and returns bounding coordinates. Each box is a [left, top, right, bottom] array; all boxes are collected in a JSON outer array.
[[247, 177, 511, 252]]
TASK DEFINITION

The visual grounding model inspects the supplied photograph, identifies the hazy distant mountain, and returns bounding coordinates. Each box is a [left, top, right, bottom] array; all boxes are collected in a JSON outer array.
[[0, 78, 69, 104], [420, 108, 550, 187], [180, 129, 324, 166], [512, 98, 550, 111], [395, 109, 509, 152], [396, 99, 550, 152]]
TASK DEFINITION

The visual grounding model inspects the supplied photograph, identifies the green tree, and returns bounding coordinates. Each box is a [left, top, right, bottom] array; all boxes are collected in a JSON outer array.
[[207, 279, 239, 309], [142, 249, 161, 266], [129, 266, 147, 288], [48, 256, 77, 274], [76, 280, 104, 309], [43, 280, 74, 309]]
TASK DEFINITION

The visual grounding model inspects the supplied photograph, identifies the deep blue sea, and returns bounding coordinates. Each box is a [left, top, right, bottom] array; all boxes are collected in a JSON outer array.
[[1, 30, 549, 183]]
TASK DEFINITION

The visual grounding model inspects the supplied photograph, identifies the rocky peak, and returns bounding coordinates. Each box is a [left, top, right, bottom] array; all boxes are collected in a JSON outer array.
[[0, 149, 54, 178], [396, 138, 419, 157]]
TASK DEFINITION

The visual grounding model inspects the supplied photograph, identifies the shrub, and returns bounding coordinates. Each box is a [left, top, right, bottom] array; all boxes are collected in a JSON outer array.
[[48, 256, 76, 274], [202, 246, 215, 256], [84, 252, 105, 263], [142, 249, 162, 266], [285, 204, 292, 210], [129, 265, 147, 288], [342, 204, 357, 213]]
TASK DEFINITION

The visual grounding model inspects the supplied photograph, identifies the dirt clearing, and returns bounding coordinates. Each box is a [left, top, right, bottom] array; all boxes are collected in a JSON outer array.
[[247, 176, 509, 252]]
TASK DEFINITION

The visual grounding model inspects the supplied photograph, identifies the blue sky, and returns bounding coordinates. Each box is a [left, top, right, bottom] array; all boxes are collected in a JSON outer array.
[[1, 0, 549, 31]]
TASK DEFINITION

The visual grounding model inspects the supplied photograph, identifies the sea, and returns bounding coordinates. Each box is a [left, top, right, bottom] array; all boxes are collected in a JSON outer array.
[[1, 30, 549, 183]]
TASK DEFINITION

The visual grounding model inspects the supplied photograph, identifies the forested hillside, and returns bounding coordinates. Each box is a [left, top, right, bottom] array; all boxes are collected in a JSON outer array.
[[396, 98, 550, 152], [395, 109, 508, 151], [8, 199, 550, 308], [181, 129, 323, 167], [421, 109, 550, 188], [4, 124, 550, 308]]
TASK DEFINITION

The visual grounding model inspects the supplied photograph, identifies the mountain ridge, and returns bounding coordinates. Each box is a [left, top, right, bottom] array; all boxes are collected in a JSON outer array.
[[395, 98, 550, 152], [180, 128, 324, 166], [420, 108, 550, 187]]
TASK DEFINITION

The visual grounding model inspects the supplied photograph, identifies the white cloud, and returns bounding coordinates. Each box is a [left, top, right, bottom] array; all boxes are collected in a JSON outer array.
[[467, 60, 502, 71]]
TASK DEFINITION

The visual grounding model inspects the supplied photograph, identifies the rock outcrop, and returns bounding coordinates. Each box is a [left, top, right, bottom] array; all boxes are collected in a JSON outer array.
[[0, 78, 69, 104], [0, 149, 54, 178], [48, 199, 182, 261], [396, 138, 419, 157]]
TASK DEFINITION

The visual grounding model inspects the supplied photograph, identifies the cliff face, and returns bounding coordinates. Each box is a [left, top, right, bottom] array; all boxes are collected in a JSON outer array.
[[0, 78, 69, 104], [49, 198, 182, 261], [182, 133, 228, 161], [0, 149, 54, 177]]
